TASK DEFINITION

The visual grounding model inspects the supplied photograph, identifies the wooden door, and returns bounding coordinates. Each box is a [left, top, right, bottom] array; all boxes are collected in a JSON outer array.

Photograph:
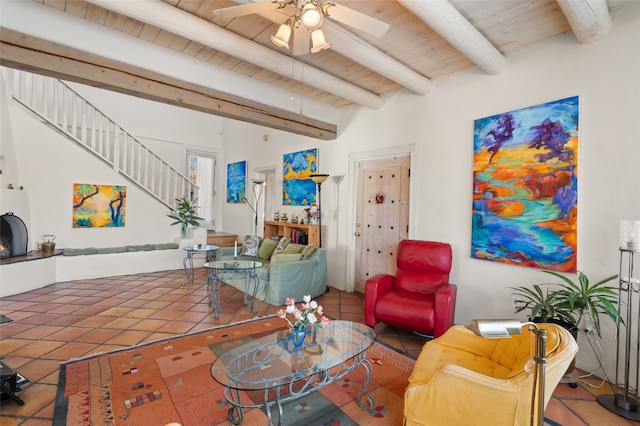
[[354, 155, 410, 293]]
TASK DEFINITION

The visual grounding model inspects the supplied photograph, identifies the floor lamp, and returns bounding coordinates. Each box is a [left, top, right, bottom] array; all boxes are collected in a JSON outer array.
[[309, 174, 329, 247], [467, 319, 547, 426], [242, 179, 265, 236], [598, 220, 640, 421]]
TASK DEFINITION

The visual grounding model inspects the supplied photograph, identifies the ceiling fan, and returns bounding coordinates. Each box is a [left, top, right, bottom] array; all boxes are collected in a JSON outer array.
[[213, 0, 390, 55]]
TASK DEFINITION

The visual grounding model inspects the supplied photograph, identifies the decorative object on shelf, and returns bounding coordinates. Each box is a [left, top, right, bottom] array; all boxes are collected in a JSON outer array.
[[598, 220, 640, 421], [167, 196, 204, 238], [241, 179, 265, 235], [40, 235, 56, 254], [309, 174, 329, 247], [226, 160, 246, 203], [468, 319, 548, 426], [277, 295, 330, 348], [7, 184, 13, 189], [291, 216, 299, 223], [281, 212, 288, 222], [472, 96, 579, 272], [274, 211, 280, 221], [304, 204, 318, 224]]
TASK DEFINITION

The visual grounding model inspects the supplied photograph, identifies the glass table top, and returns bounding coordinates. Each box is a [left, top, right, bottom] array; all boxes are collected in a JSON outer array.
[[210, 320, 376, 391], [183, 244, 219, 252], [204, 260, 263, 270]]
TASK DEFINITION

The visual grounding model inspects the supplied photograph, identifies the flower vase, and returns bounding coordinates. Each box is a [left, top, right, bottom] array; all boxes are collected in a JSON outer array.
[[291, 327, 306, 347], [181, 224, 188, 238]]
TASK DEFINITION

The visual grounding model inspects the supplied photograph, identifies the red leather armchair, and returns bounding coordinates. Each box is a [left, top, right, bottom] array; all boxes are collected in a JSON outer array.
[[365, 240, 457, 338]]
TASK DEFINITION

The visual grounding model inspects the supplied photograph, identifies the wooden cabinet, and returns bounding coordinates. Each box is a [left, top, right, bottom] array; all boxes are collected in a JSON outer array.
[[263, 221, 320, 246], [207, 231, 238, 247]]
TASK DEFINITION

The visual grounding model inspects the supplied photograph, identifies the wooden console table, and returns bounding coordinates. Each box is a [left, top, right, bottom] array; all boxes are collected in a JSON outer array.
[[264, 221, 320, 246]]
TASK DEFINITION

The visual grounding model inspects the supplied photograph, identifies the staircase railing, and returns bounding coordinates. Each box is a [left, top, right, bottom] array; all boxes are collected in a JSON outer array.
[[10, 69, 197, 209]]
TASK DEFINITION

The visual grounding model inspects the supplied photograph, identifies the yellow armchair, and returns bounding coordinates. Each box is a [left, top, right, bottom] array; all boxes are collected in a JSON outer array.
[[404, 323, 578, 426]]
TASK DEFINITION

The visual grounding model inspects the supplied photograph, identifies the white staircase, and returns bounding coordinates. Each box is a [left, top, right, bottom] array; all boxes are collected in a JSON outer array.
[[10, 69, 196, 208]]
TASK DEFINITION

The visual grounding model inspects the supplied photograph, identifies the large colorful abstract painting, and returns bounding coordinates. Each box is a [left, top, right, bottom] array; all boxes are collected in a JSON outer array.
[[227, 161, 246, 203], [472, 96, 579, 272], [73, 183, 126, 228], [283, 148, 318, 206]]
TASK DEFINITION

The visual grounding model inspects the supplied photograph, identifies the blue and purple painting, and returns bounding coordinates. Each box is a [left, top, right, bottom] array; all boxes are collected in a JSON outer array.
[[227, 161, 246, 203], [472, 96, 579, 272], [283, 148, 317, 206]]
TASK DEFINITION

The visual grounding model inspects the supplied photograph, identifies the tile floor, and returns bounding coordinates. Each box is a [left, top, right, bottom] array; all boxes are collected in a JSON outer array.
[[0, 268, 636, 425]]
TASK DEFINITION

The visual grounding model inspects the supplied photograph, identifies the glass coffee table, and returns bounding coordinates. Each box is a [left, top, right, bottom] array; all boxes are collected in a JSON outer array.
[[204, 260, 262, 318], [210, 320, 376, 425], [183, 244, 219, 284]]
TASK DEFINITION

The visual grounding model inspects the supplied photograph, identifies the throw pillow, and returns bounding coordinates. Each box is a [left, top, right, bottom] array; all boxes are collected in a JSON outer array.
[[270, 237, 291, 260], [258, 238, 278, 260], [300, 244, 319, 259], [271, 253, 303, 263], [282, 243, 305, 255], [240, 235, 262, 257]]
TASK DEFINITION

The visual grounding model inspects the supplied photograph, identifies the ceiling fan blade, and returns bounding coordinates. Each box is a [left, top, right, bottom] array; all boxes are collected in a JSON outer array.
[[323, 3, 390, 37], [212, 1, 278, 21], [292, 26, 311, 56]]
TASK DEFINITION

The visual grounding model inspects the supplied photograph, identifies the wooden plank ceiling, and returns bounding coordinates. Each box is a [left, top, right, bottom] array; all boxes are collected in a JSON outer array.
[[1, 0, 613, 139]]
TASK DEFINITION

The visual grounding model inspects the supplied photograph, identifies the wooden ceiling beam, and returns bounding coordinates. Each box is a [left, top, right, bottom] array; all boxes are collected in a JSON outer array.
[[556, 0, 611, 44], [0, 29, 337, 140], [85, 0, 383, 109], [398, 0, 508, 76]]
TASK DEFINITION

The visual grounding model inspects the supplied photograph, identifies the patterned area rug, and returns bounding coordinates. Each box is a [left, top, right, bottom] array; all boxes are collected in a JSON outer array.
[[53, 316, 414, 425]]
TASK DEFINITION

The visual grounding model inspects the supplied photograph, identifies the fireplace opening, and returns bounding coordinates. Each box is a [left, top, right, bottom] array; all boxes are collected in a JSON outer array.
[[0, 213, 28, 259]]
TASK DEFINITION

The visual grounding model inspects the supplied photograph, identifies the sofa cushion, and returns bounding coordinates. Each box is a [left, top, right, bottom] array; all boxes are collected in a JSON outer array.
[[241, 235, 262, 256], [97, 246, 128, 254], [258, 238, 278, 260], [282, 243, 305, 255], [272, 253, 303, 263], [127, 244, 156, 252], [63, 247, 98, 256], [155, 243, 180, 250], [270, 237, 291, 260], [300, 244, 319, 259]]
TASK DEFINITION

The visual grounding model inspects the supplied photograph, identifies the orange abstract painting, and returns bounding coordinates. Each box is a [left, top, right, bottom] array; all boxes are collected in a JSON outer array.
[[472, 96, 579, 272], [73, 183, 126, 228]]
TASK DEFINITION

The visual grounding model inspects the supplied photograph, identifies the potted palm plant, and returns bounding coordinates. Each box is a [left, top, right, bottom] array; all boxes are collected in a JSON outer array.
[[511, 270, 621, 338], [167, 196, 204, 238]]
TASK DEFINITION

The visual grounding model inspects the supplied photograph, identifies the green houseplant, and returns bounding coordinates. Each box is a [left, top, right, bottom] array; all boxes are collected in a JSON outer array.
[[167, 196, 204, 237], [511, 270, 621, 338]]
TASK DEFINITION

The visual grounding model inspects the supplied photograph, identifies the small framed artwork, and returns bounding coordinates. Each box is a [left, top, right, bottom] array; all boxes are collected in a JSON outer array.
[[283, 148, 318, 206], [73, 183, 126, 228], [227, 160, 247, 203]]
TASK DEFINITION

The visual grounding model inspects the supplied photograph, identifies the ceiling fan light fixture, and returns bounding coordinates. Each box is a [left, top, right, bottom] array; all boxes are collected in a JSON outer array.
[[300, 2, 323, 31], [310, 29, 330, 52], [271, 22, 292, 49]]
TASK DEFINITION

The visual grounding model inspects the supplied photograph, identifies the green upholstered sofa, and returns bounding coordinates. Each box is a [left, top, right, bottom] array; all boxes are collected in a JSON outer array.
[[216, 238, 327, 306]]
